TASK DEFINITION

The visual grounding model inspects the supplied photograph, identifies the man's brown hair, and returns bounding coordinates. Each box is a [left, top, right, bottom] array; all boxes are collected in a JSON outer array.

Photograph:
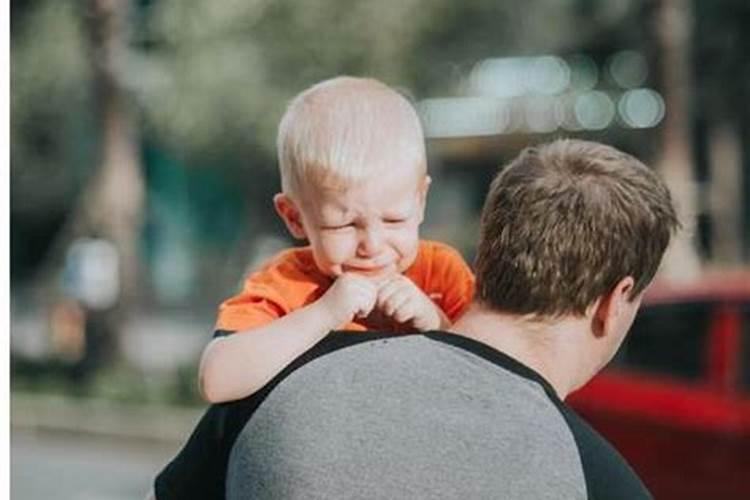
[[475, 139, 679, 317]]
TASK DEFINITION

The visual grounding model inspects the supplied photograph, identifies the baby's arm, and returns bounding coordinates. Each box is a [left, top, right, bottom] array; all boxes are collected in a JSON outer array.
[[199, 274, 377, 403]]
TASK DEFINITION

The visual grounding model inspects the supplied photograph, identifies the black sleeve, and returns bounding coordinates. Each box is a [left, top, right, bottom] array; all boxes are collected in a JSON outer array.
[[558, 405, 653, 500], [154, 328, 250, 499], [155, 404, 233, 499], [154, 331, 386, 499], [212, 329, 233, 339]]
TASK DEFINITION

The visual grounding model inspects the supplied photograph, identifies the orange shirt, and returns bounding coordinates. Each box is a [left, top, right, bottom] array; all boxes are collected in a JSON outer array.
[[215, 240, 475, 333]]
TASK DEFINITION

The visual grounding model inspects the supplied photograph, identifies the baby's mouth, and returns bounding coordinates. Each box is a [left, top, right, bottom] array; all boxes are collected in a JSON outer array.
[[344, 262, 396, 277]]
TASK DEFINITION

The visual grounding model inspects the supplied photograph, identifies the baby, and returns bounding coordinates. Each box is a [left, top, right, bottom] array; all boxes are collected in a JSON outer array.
[[198, 76, 475, 403]]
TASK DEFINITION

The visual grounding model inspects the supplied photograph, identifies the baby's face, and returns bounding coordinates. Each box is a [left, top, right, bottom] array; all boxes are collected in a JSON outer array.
[[291, 169, 429, 280]]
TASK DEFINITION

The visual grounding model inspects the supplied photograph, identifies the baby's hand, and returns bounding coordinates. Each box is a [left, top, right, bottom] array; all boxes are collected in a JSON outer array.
[[319, 273, 379, 327], [376, 275, 444, 331]]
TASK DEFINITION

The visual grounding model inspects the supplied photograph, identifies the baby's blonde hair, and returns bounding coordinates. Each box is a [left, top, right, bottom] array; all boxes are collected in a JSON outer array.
[[277, 76, 427, 200]]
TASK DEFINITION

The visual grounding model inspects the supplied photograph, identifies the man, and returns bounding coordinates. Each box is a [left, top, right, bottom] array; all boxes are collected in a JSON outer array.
[[155, 139, 677, 499]]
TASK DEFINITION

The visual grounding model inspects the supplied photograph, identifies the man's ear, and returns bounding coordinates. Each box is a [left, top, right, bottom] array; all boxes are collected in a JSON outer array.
[[273, 193, 307, 239], [590, 276, 636, 339]]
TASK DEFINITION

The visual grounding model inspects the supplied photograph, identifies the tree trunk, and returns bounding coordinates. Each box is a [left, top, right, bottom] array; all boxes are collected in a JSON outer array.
[[83, 0, 144, 301], [42, 0, 145, 368], [654, 0, 702, 281], [707, 123, 743, 265]]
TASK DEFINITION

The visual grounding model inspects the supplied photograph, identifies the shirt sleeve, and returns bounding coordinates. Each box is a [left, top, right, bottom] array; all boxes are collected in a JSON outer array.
[[429, 243, 476, 322], [557, 404, 653, 499], [154, 333, 379, 500], [154, 405, 231, 500], [214, 279, 290, 333]]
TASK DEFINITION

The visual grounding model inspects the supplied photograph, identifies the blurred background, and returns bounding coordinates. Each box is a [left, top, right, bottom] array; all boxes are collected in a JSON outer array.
[[9, 0, 750, 498]]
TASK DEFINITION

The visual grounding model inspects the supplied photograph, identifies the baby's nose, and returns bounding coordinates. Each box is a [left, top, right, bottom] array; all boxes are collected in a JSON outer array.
[[357, 227, 384, 256]]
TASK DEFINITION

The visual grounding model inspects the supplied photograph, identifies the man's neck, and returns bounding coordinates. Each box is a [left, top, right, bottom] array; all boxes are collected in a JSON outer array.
[[450, 304, 593, 399]]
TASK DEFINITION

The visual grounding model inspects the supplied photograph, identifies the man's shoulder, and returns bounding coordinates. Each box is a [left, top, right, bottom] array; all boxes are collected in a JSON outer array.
[[292, 333, 651, 499], [556, 404, 653, 499], [226, 332, 593, 500]]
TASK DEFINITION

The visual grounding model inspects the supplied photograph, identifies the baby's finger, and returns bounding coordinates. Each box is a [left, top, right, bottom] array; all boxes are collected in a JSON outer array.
[[377, 283, 402, 316], [376, 277, 410, 306], [342, 272, 376, 288], [355, 286, 378, 318], [382, 287, 413, 318], [392, 298, 418, 324], [347, 274, 378, 295], [376, 273, 409, 290], [376, 287, 398, 312]]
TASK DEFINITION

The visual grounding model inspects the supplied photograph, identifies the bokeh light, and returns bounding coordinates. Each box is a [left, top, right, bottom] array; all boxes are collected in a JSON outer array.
[[608, 50, 648, 88], [567, 54, 599, 91], [574, 91, 615, 130], [525, 96, 561, 133], [527, 56, 570, 95], [419, 97, 511, 138], [470, 57, 528, 98], [618, 88, 665, 128], [470, 56, 571, 98]]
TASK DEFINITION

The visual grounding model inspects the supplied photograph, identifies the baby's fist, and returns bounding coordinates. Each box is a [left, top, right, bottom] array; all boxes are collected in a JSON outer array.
[[319, 273, 378, 327], [376, 275, 443, 331]]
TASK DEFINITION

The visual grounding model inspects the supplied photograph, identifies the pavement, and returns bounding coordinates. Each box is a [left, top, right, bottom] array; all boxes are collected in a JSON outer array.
[[10, 392, 207, 500], [12, 428, 177, 500]]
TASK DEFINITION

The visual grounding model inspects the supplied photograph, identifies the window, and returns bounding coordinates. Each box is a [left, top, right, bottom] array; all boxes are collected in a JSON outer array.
[[611, 301, 713, 381]]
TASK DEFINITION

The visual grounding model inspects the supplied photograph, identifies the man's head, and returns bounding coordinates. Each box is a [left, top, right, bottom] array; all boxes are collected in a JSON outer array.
[[273, 77, 430, 278], [475, 140, 679, 384], [472, 139, 678, 384], [475, 139, 678, 318]]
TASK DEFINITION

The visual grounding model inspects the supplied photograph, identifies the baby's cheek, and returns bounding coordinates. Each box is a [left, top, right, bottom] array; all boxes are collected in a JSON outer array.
[[393, 229, 421, 265], [319, 236, 356, 265]]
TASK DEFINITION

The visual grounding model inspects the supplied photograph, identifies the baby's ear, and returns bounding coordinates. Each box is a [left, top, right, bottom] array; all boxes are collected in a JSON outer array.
[[421, 175, 432, 198], [273, 193, 307, 239], [417, 175, 432, 221]]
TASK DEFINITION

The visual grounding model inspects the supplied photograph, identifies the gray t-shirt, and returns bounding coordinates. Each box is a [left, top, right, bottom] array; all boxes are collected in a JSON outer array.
[[222, 332, 651, 500]]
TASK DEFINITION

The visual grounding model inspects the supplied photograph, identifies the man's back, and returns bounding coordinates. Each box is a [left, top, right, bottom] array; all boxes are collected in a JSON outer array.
[[226, 333, 649, 499]]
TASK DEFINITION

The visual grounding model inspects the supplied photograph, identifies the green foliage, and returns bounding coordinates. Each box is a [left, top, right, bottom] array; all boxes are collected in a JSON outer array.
[[12, 358, 203, 406], [11, 0, 95, 216], [136, 0, 435, 161], [12, 0, 647, 183], [133, 0, 646, 163]]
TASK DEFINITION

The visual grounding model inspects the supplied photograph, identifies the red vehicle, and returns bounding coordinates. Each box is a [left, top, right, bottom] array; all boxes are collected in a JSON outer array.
[[568, 272, 750, 500]]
